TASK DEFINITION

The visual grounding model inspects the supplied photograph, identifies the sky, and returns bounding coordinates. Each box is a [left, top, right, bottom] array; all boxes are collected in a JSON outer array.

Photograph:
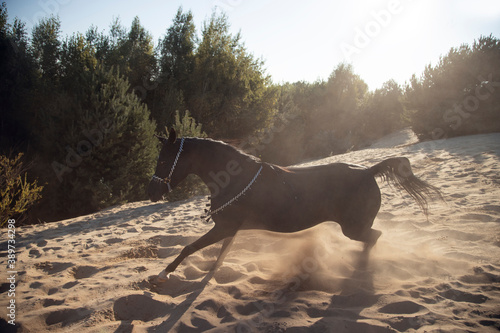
[[4, 0, 500, 90]]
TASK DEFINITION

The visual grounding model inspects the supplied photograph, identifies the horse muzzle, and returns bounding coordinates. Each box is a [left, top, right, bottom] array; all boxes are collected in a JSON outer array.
[[147, 175, 171, 202]]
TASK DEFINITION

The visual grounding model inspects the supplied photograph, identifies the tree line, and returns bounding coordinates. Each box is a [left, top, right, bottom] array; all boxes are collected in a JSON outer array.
[[1, 2, 499, 224]]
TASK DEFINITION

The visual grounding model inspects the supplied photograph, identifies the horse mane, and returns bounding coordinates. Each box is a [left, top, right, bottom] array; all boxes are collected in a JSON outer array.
[[188, 137, 261, 163]]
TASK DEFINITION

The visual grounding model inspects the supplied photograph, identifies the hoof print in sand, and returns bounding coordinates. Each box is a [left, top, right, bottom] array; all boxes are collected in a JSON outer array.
[[45, 307, 91, 326], [29, 249, 42, 258], [214, 266, 245, 284], [105, 237, 124, 245], [43, 298, 65, 307], [113, 294, 172, 321], [71, 265, 100, 279], [121, 245, 159, 259], [35, 262, 74, 275], [439, 289, 488, 304], [379, 300, 425, 314]]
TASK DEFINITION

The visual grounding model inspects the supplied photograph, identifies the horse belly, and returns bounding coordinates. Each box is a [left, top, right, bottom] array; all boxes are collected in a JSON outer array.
[[241, 195, 333, 233]]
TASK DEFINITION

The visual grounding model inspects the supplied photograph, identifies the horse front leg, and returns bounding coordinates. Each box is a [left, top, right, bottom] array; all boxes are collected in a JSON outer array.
[[157, 226, 236, 281], [212, 236, 235, 271]]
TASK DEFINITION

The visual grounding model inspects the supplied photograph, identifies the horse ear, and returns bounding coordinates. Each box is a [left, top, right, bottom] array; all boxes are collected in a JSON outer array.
[[168, 128, 177, 144]]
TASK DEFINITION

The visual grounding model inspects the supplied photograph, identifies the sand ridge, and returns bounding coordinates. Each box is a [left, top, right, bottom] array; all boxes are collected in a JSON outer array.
[[1, 131, 500, 332]]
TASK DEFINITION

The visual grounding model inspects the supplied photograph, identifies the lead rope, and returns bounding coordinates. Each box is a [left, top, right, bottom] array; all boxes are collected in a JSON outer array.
[[203, 164, 263, 223]]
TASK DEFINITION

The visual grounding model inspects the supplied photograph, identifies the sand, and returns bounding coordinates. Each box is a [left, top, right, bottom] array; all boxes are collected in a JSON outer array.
[[1, 130, 499, 332]]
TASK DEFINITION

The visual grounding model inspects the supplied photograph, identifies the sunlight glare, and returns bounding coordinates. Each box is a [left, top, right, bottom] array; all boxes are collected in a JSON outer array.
[[349, 0, 436, 89]]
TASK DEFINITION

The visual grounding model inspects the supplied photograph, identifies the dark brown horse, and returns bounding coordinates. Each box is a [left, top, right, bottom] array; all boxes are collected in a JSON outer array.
[[147, 129, 442, 281]]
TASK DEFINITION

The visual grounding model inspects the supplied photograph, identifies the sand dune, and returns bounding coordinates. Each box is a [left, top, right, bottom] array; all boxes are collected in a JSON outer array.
[[1, 131, 500, 332]]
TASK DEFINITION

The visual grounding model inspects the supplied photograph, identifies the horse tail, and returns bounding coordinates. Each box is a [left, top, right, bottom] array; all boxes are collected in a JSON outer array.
[[369, 157, 443, 216]]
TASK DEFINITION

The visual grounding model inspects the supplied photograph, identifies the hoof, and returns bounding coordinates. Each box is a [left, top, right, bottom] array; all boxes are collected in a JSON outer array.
[[364, 230, 382, 251], [157, 270, 171, 282]]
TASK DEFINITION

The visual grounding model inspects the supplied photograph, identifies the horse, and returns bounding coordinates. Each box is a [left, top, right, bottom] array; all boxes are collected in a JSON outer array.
[[147, 129, 442, 281]]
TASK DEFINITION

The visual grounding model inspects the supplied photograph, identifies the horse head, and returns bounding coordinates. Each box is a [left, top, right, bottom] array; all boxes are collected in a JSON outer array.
[[147, 128, 189, 202]]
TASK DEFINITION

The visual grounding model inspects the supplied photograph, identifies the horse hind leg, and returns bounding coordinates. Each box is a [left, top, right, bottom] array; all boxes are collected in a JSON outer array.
[[340, 198, 382, 248], [340, 176, 382, 248], [212, 236, 235, 271], [341, 222, 382, 249], [361, 228, 382, 250]]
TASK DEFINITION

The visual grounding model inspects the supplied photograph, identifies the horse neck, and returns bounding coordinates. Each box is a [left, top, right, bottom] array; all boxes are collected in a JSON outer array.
[[190, 139, 260, 196]]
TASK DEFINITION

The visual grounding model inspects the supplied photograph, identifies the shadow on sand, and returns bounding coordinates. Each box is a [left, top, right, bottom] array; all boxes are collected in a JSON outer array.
[[303, 248, 392, 332], [114, 245, 385, 332]]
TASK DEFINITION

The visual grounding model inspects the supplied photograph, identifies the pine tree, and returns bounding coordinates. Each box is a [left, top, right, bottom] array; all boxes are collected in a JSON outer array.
[[151, 7, 196, 132], [0, 4, 36, 152], [60, 32, 98, 88], [33, 64, 158, 220], [158, 7, 196, 91], [31, 16, 61, 82], [405, 35, 500, 139], [190, 10, 275, 139], [360, 79, 404, 143], [124, 16, 156, 96]]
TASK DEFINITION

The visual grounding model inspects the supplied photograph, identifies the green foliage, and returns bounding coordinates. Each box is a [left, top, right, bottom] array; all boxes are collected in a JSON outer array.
[[158, 7, 196, 89], [61, 32, 98, 86], [151, 8, 196, 132], [83, 17, 156, 98], [31, 15, 61, 81], [189, 10, 276, 139], [405, 35, 500, 140], [0, 4, 35, 152], [151, 8, 277, 139], [310, 63, 368, 156], [123, 17, 156, 93], [257, 83, 306, 165], [359, 79, 405, 143], [0, 153, 43, 226], [260, 64, 372, 163], [0, 2, 7, 37], [32, 65, 158, 219], [171, 110, 207, 138]]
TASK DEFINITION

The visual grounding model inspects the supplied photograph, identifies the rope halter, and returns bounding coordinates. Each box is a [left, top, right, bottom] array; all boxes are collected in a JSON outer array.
[[151, 137, 185, 192]]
